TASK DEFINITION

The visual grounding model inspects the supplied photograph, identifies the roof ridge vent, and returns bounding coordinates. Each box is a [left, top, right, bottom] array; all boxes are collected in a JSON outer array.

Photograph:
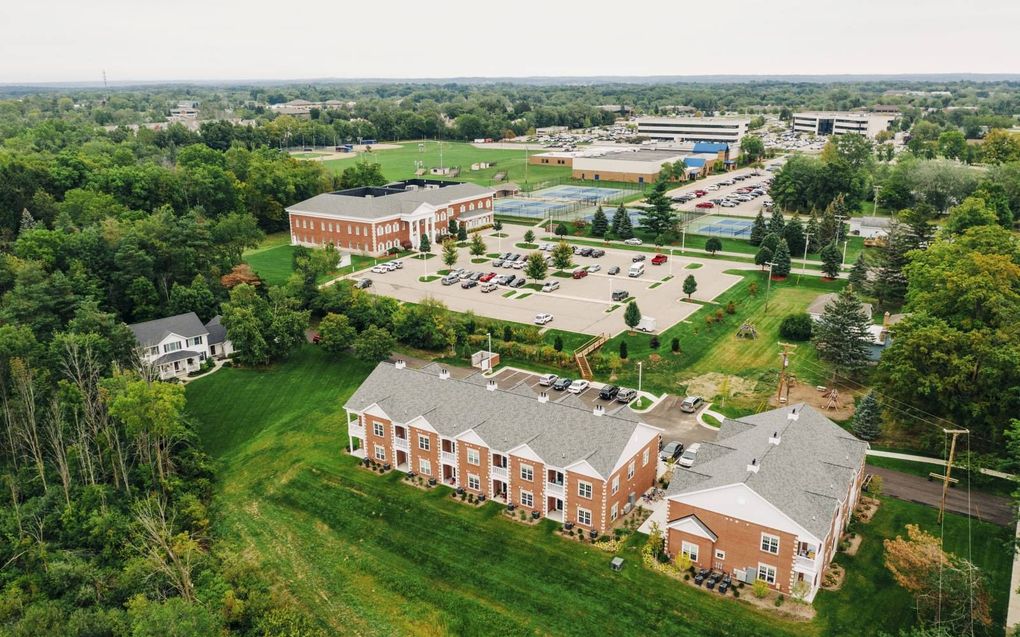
[[593, 404, 605, 417], [769, 431, 781, 446], [747, 458, 760, 473], [788, 407, 799, 421], [394, 360, 406, 370], [486, 379, 497, 391], [439, 368, 450, 380], [538, 391, 548, 403]]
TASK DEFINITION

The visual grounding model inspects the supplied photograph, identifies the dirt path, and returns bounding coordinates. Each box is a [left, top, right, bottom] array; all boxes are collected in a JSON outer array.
[[869, 466, 1013, 527]]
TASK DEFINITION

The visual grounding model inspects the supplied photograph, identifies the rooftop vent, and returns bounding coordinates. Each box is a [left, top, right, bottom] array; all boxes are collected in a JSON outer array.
[[486, 380, 497, 392], [593, 405, 605, 417], [439, 368, 450, 380], [538, 391, 549, 404], [747, 458, 760, 474], [394, 360, 406, 370], [769, 431, 781, 446], [788, 408, 799, 422]]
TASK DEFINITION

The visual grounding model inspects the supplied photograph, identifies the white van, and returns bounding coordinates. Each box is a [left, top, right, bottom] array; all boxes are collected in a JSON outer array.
[[628, 262, 645, 278]]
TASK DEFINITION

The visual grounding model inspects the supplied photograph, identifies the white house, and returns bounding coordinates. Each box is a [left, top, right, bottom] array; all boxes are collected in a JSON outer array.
[[128, 312, 232, 380]]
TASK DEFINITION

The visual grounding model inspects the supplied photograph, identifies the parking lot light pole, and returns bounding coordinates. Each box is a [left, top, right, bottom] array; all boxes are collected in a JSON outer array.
[[638, 361, 643, 398], [764, 261, 776, 314]]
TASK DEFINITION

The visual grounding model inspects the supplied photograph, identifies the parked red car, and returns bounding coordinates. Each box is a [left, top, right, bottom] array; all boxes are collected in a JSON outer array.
[[695, 202, 715, 209], [479, 272, 496, 282], [694, 190, 707, 197], [572, 269, 588, 279], [651, 254, 668, 265]]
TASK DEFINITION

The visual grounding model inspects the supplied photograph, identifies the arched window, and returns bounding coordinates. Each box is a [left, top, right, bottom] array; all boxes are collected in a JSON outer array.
[[469, 202, 475, 211], [460, 205, 466, 213], [485, 199, 491, 209]]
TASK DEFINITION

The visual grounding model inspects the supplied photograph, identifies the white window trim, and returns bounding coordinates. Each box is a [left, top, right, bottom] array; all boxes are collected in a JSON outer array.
[[374, 444, 386, 461], [761, 533, 780, 555], [373, 422, 384, 437], [467, 448, 480, 465], [577, 480, 592, 500], [611, 476, 620, 495], [682, 541, 699, 562], [419, 458, 432, 476], [577, 507, 592, 527], [468, 473, 480, 491], [521, 490, 533, 508], [758, 562, 777, 585], [642, 449, 649, 466], [627, 461, 635, 479], [418, 435, 430, 451], [610, 502, 619, 521], [715, 549, 726, 561], [520, 464, 533, 481]]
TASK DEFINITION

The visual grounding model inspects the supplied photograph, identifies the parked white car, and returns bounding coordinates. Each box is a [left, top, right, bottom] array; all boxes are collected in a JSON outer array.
[[538, 373, 558, 386], [624, 238, 643, 245], [534, 313, 554, 325], [371, 265, 387, 274], [542, 281, 560, 293], [390, 260, 404, 269], [567, 379, 590, 394], [678, 443, 701, 468]]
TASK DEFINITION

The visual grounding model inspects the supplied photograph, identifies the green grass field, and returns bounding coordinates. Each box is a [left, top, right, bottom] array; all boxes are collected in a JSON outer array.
[[321, 141, 573, 188], [244, 244, 377, 286], [186, 347, 809, 637], [814, 497, 1011, 637], [605, 271, 844, 398]]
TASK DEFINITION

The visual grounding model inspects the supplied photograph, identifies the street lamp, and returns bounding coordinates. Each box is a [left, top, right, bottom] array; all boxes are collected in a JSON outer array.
[[797, 232, 811, 286], [637, 361, 643, 398], [872, 185, 881, 218]]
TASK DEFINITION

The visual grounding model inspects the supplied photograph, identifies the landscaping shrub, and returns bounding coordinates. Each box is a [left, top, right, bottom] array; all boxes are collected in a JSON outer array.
[[553, 335, 563, 352], [650, 335, 660, 349], [725, 301, 736, 314], [775, 594, 784, 607], [779, 312, 813, 341], [503, 325, 513, 342], [752, 580, 769, 599], [619, 341, 628, 359], [671, 337, 680, 353]]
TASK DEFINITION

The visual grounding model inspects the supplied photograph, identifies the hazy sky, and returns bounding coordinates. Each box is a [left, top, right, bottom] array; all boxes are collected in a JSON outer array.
[[1, 0, 1017, 83]]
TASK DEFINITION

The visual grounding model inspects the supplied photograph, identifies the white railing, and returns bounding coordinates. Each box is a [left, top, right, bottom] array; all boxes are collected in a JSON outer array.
[[394, 438, 409, 451], [441, 451, 457, 465], [348, 422, 365, 439], [546, 482, 564, 497], [794, 555, 817, 573], [492, 466, 508, 480]]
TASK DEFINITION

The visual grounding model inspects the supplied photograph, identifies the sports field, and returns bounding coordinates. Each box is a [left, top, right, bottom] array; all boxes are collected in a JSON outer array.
[[320, 140, 572, 186], [687, 215, 754, 238]]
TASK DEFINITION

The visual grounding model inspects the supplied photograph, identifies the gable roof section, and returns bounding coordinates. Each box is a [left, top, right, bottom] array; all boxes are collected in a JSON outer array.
[[128, 312, 206, 347], [286, 182, 493, 220], [204, 315, 228, 345], [667, 514, 718, 542], [344, 362, 654, 477], [665, 404, 868, 540]]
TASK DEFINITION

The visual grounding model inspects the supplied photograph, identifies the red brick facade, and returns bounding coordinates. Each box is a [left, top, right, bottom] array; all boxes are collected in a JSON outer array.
[[289, 194, 494, 256], [349, 412, 659, 534]]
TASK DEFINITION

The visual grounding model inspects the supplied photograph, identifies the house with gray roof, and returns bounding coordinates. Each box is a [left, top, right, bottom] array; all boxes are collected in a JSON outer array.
[[286, 179, 495, 256], [128, 312, 231, 380], [664, 404, 867, 602], [344, 361, 663, 534]]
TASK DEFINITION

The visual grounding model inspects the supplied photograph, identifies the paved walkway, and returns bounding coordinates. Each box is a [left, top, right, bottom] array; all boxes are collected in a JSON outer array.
[[867, 449, 1014, 480], [696, 402, 725, 430], [867, 466, 1013, 526], [1008, 519, 1020, 630]]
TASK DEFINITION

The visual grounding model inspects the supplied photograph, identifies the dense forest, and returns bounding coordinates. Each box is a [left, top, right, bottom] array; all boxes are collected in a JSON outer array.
[[0, 79, 1018, 634]]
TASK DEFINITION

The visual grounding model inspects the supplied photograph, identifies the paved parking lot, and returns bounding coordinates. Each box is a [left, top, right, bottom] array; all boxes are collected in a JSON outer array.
[[667, 161, 786, 220], [354, 223, 750, 336]]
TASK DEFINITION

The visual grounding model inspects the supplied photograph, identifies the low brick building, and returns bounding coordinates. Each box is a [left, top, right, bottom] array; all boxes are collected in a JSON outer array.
[[286, 179, 494, 256], [664, 405, 867, 602], [344, 362, 663, 534]]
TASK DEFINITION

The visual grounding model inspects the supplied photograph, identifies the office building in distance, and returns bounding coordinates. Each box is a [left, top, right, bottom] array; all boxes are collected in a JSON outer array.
[[636, 116, 751, 145], [792, 112, 896, 139]]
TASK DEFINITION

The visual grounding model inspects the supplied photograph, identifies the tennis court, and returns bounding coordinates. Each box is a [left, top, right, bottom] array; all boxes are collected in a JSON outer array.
[[532, 185, 624, 202], [583, 208, 646, 227], [687, 215, 754, 238], [494, 198, 572, 218]]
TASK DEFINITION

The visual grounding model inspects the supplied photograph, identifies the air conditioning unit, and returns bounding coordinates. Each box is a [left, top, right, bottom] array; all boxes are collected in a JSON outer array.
[[405, 184, 419, 191], [623, 502, 633, 515]]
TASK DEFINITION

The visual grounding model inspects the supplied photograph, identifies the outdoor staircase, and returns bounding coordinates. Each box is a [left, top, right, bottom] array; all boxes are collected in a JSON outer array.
[[574, 333, 609, 380]]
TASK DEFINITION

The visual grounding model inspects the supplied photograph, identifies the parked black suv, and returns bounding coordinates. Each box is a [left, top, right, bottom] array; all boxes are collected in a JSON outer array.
[[579, 247, 593, 257], [591, 249, 605, 258], [632, 254, 646, 262], [598, 385, 620, 400], [611, 290, 629, 302]]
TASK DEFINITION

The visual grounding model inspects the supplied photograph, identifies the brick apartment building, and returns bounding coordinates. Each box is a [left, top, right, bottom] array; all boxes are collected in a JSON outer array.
[[664, 404, 867, 602], [344, 362, 663, 534], [286, 179, 495, 256]]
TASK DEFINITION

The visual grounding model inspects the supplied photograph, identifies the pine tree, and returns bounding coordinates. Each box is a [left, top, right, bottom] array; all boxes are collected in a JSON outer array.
[[805, 210, 821, 253], [754, 245, 773, 270], [682, 274, 698, 298], [848, 255, 869, 289], [819, 200, 841, 246], [619, 340, 628, 359], [457, 225, 468, 241], [749, 210, 767, 246], [441, 239, 458, 268], [761, 232, 780, 254], [813, 287, 873, 376], [616, 211, 634, 240], [640, 181, 677, 238], [772, 239, 792, 278], [783, 213, 806, 258], [851, 392, 882, 441], [820, 242, 842, 278], [591, 205, 609, 237], [872, 221, 911, 309], [624, 301, 641, 330], [611, 204, 628, 236], [768, 208, 786, 237], [419, 233, 431, 253], [448, 218, 459, 237]]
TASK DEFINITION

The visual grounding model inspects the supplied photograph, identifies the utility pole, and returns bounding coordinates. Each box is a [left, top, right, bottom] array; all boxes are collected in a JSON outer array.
[[797, 232, 811, 286], [835, 214, 848, 266], [764, 261, 776, 314], [937, 429, 969, 524], [776, 343, 797, 403]]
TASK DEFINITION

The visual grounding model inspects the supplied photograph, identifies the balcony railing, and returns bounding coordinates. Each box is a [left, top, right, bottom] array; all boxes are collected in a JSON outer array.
[[394, 438, 409, 451], [348, 422, 365, 438], [546, 482, 564, 497], [441, 451, 457, 465], [794, 555, 817, 573], [492, 466, 508, 480]]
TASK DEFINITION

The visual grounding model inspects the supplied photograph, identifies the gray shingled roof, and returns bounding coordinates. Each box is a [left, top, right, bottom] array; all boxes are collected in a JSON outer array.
[[286, 183, 493, 220], [807, 293, 874, 319], [666, 404, 868, 540], [204, 315, 228, 345], [153, 349, 200, 366], [128, 312, 206, 348], [344, 363, 652, 477]]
